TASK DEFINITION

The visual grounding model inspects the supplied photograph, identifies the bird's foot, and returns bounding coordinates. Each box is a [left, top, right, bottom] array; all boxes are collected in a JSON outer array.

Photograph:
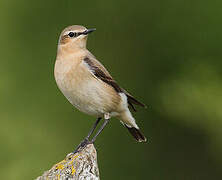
[[73, 138, 93, 154]]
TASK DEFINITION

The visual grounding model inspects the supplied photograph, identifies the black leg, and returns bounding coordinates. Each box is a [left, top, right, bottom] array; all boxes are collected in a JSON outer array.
[[73, 117, 102, 153], [90, 118, 110, 143], [86, 117, 102, 139]]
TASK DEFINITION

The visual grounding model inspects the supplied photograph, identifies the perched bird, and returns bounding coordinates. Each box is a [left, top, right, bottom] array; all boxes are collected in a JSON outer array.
[[54, 25, 146, 151]]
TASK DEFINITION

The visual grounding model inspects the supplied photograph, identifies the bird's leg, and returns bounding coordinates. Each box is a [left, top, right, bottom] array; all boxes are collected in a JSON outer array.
[[73, 117, 101, 154], [86, 117, 102, 140], [90, 113, 110, 143]]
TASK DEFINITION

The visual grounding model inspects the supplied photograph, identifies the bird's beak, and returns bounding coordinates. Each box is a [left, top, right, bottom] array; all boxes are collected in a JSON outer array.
[[82, 28, 96, 35]]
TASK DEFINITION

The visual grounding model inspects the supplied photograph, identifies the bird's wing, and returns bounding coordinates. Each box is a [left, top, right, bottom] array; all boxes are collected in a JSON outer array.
[[122, 90, 146, 111], [83, 56, 146, 111]]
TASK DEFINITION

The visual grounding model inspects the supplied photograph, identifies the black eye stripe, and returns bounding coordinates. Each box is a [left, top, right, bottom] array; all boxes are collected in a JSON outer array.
[[68, 32, 77, 37]]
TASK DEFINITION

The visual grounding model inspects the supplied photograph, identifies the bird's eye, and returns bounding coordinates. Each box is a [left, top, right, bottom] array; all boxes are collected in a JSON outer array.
[[68, 32, 76, 37]]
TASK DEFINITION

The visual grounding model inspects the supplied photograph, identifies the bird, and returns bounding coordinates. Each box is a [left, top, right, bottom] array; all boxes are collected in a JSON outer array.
[[54, 25, 147, 152]]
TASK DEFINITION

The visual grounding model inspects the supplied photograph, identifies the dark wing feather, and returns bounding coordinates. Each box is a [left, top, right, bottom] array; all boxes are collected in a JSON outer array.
[[125, 91, 146, 108], [84, 57, 146, 111], [84, 57, 122, 93]]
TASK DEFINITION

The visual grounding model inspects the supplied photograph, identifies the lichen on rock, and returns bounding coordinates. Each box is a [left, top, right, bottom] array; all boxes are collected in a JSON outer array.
[[36, 144, 99, 180]]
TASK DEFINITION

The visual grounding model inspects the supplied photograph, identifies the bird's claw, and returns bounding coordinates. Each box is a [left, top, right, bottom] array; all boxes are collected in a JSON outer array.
[[73, 138, 92, 154]]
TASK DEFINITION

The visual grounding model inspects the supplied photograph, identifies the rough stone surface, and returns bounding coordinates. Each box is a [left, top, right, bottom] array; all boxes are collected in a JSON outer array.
[[36, 144, 99, 180]]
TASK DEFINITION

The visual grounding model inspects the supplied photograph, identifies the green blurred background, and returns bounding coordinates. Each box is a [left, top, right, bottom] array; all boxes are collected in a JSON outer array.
[[1, 0, 222, 179]]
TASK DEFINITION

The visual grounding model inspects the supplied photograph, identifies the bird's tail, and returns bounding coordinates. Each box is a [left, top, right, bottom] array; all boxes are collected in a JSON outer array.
[[120, 110, 147, 142], [125, 125, 147, 142]]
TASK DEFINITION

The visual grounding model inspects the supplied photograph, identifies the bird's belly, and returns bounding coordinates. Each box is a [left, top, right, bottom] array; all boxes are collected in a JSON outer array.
[[63, 85, 105, 116], [56, 75, 120, 117], [55, 59, 121, 117]]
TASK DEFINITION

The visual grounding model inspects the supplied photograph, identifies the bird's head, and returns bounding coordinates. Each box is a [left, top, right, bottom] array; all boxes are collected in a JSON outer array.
[[58, 25, 96, 50]]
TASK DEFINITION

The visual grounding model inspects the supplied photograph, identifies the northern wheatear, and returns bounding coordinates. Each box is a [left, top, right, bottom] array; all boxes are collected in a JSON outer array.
[[54, 25, 146, 152]]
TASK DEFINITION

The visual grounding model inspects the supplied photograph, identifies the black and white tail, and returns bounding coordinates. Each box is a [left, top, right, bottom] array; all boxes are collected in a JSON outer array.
[[125, 125, 147, 142], [119, 93, 147, 142]]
